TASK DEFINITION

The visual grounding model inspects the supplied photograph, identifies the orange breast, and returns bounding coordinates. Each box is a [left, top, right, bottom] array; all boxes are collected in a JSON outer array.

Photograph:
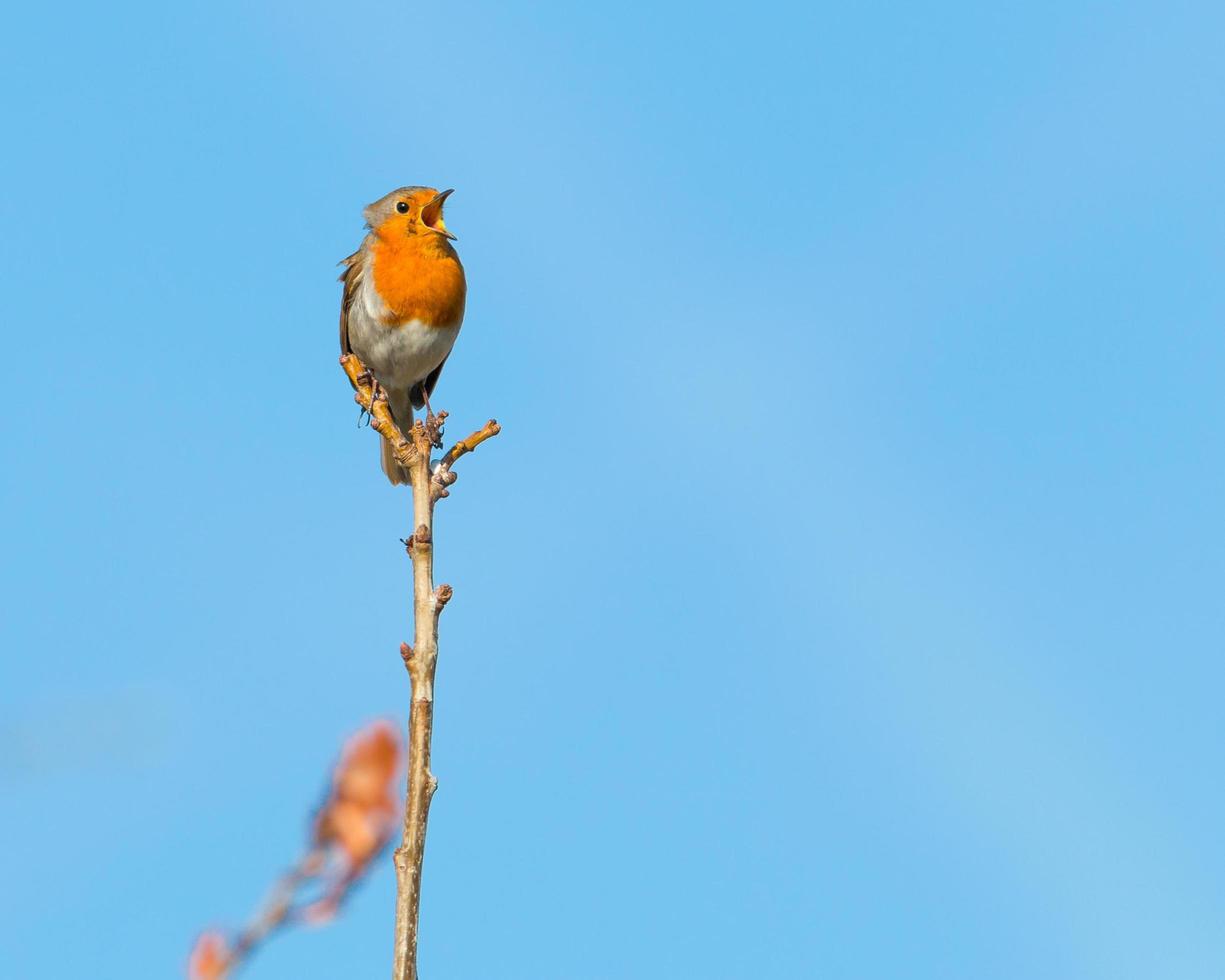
[[370, 236, 467, 328]]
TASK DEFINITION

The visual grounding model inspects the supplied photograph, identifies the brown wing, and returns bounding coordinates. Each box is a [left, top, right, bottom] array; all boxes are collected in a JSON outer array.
[[338, 245, 367, 355], [410, 355, 449, 409]]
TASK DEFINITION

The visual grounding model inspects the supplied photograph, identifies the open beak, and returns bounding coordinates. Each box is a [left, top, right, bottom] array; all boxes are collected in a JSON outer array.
[[421, 188, 457, 240]]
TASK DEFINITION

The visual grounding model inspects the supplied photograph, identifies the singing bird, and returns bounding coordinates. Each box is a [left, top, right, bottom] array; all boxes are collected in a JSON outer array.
[[339, 186, 467, 484]]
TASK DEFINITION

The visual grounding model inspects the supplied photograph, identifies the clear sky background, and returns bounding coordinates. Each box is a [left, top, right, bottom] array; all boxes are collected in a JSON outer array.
[[3, 1, 1224, 977]]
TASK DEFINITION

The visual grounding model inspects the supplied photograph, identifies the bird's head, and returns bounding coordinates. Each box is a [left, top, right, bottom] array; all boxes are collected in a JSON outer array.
[[365, 186, 456, 243]]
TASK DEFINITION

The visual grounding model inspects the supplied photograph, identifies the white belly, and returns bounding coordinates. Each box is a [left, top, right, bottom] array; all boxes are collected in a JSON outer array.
[[347, 277, 461, 392]]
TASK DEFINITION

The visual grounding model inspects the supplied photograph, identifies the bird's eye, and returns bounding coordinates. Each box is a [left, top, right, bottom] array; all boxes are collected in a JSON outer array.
[[396, 201, 409, 214]]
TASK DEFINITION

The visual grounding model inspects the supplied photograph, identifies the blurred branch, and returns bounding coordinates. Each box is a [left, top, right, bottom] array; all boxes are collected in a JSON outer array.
[[340, 353, 501, 980], [188, 722, 402, 979]]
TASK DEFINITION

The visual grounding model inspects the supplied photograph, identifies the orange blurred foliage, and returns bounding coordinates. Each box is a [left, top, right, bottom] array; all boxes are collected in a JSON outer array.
[[315, 719, 401, 869], [187, 931, 231, 980], [187, 720, 403, 976]]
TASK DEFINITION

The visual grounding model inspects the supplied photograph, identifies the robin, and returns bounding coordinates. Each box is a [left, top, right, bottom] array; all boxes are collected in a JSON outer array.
[[339, 186, 466, 484]]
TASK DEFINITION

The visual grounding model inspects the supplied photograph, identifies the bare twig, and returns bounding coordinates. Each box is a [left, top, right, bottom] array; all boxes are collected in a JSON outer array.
[[340, 354, 501, 980], [432, 419, 501, 500], [339, 355, 419, 473]]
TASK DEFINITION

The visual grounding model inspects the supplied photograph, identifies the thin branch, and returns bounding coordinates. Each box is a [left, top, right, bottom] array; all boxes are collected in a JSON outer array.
[[339, 354, 420, 473], [431, 419, 502, 500], [340, 353, 501, 980]]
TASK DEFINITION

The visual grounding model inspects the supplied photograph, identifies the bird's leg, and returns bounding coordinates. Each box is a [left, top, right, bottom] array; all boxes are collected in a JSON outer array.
[[420, 386, 445, 449]]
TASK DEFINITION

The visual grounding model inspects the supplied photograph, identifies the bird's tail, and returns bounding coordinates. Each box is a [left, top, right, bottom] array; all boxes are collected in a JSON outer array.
[[380, 390, 414, 486]]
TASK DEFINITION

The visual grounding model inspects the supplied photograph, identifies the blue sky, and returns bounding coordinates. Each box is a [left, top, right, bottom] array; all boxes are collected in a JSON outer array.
[[3, 1, 1224, 977]]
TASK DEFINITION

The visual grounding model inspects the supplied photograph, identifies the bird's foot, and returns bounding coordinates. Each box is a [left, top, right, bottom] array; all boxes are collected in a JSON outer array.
[[423, 408, 448, 450], [354, 372, 381, 427]]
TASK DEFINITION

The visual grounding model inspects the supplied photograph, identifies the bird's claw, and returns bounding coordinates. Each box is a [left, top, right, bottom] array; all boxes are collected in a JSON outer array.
[[354, 371, 381, 426], [423, 408, 447, 449]]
